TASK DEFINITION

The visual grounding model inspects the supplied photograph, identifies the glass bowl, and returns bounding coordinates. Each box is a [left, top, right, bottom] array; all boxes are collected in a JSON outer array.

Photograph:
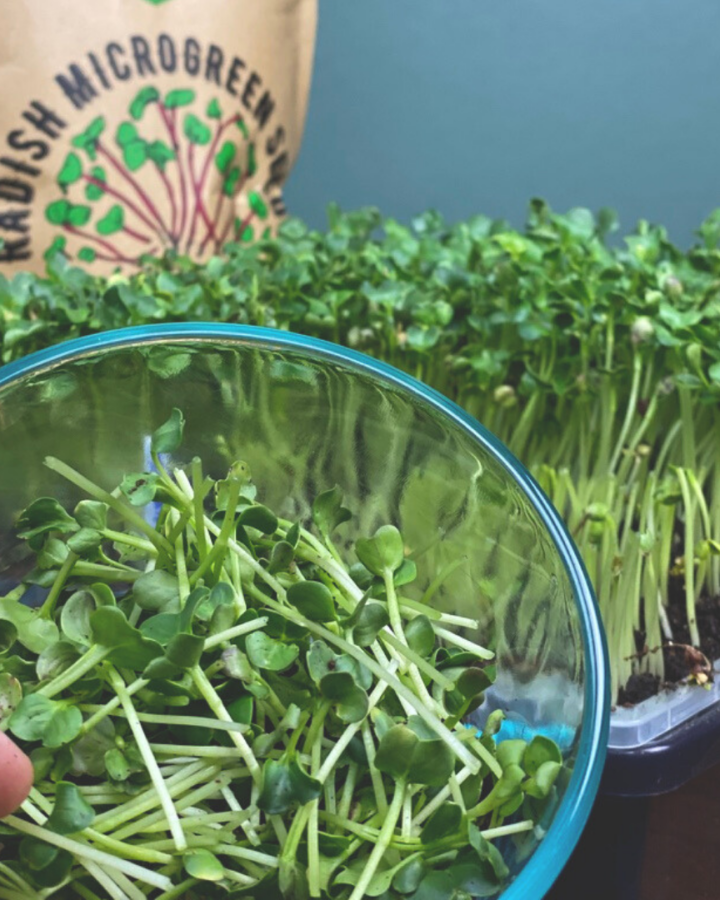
[[0, 324, 609, 898]]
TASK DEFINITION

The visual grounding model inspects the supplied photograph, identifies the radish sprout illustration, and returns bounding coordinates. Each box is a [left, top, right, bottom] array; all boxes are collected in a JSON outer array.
[[44, 87, 271, 265]]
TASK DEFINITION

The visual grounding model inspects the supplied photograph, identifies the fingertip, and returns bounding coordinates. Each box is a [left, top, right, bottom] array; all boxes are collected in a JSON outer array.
[[0, 731, 33, 818]]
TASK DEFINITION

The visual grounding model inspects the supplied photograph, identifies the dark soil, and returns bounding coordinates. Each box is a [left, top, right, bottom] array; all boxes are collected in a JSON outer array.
[[617, 589, 720, 707]]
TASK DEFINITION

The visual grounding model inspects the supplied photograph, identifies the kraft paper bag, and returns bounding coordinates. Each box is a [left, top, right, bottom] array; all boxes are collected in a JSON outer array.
[[0, 0, 317, 273]]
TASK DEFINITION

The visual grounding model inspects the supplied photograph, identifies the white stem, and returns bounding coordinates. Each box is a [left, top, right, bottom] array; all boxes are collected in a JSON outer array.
[[81, 677, 148, 734], [658, 594, 674, 641], [398, 597, 480, 629], [93, 761, 208, 832], [115, 774, 227, 841], [0, 865, 39, 900], [85, 861, 147, 900], [0, 887, 33, 900], [308, 720, 323, 898], [203, 616, 269, 649], [149, 744, 245, 759], [223, 871, 256, 886], [371, 640, 414, 717], [480, 820, 535, 839], [85, 707, 250, 734], [458, 729, 503, 778], [380, 630, 454, 690], [338, 762, 358, 822], [2, 816, 172, 891], [18, 800, 45, 825], [190, 666, 262, 784], [413, 765, 474, 826], [324, 775, 337, 815], [362, 721, 389, 818], [317, 663, 397, 783], [37, 644, 110, 698], [402, 791, 413, 839], [107, 667, 187, 852], [308, 619, 479, 771], [348, 781, 406, 900], [221, 785, 261, 846], [448, 773, 466, 812], [433, 625, 494, 659], [216, 845, 279, 867]]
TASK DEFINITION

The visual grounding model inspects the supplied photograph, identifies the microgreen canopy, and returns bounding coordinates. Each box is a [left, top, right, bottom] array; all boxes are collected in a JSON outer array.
[[18, 199, 720, 701]]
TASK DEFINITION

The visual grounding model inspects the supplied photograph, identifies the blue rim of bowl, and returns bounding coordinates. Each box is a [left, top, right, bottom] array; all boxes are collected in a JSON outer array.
[[0, 323, 609, 898]]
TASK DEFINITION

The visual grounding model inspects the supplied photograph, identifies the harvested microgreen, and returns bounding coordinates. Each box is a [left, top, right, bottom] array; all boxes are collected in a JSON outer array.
[[0, 409, 563, 899]]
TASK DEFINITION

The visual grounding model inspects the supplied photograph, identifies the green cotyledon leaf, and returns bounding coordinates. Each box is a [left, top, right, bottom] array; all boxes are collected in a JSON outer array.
[[0, 620, 17, 655], [73, 501, 108, 531], [0, 596, 59, 655], [355, 525, 405, 576], [312, 485, 351, 540], [352, 602, 390, 647], [184, 848, 225, 882], [0, 673, 22, 729], [120, 473, 159, 507], [89, 607, 163, 669], [66, 527, 103, 556], [268, 540, 294, 574], [238, 504, 278, 534], [194, 583, 235, 623], [319, 671, 368, 723], [374, 723, 454, 787], [245, 632, 299, 672], [522, 760, 562, 799], [16, 498, 78, 540], [257, 758, 321, 815], [132, 570, 181, 613], [419, 804, 463, 844], [248, 191, 269, 219], [45, 782, 94, 834], [36, 642, 80, 683], [335, 856, 423, 897], [18, 841, 73, 888], [152, 407, 185, 454], [71, 718, 115, 778], [405, 614, 435, 657], [468, 822, 510, 882], [286, 581, 336, 623], [78, 246, 96, 262], [523, 734, 563, 774], [9, 695, 82, 749], [123, 139, 148, 171], [143, 633, 204, 679], [116, 121, 138, 147], [146, 140, 175, 170]]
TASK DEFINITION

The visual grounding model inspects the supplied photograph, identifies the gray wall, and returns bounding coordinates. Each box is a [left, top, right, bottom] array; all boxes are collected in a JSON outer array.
[[284, 0, 720, 246]]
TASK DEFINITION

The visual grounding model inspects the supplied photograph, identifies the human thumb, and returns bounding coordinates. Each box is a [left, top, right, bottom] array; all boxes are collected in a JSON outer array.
[[0, 731, 33, 817]]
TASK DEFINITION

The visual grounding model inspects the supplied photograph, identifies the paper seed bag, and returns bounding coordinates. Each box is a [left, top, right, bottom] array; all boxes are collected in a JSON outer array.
[[0, 0, 317, 273]]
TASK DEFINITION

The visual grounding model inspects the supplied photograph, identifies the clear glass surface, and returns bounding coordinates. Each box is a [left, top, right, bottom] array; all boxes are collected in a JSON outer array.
[[0, 324, 609, 898]]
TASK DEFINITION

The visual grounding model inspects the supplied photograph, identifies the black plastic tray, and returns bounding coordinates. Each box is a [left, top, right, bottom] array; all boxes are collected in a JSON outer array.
[[548, 704, 720, 897], [602, 699, 720, 796]]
